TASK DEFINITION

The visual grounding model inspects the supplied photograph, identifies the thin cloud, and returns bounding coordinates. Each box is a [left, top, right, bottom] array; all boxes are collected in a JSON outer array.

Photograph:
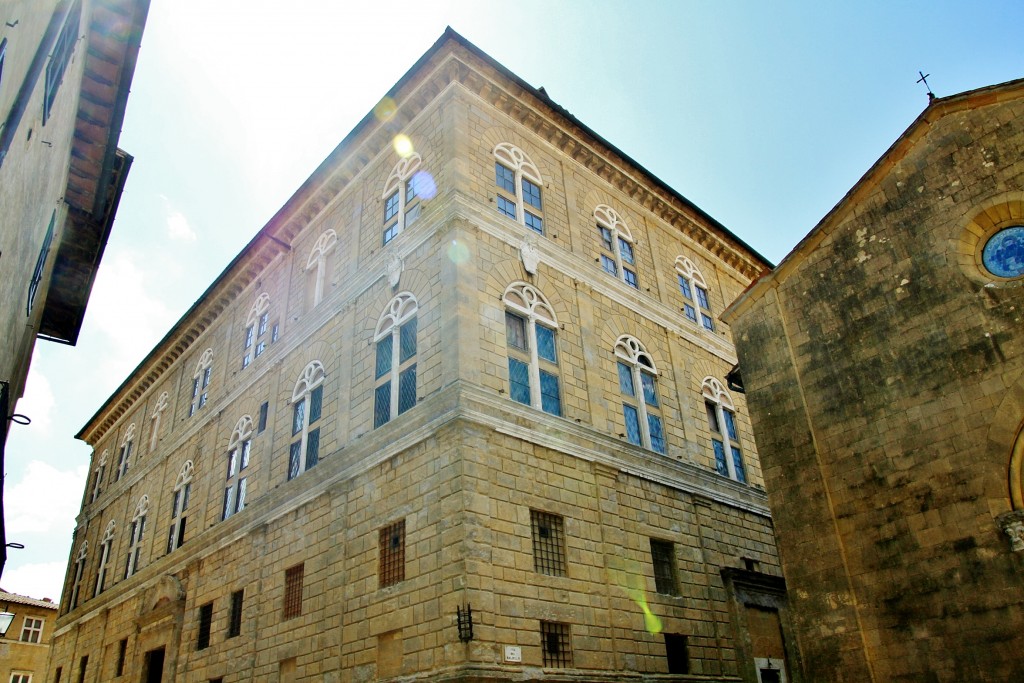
[[0, 561, 68, 603], [6, 460, 87, 536], [15, 368, 55, 434], [160, 194, 197, 242]]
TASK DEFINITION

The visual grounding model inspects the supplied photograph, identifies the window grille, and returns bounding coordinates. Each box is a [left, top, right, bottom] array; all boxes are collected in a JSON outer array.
[[379, 520, 406, 588], [228, 590, 243, 638], [650, 539, 679, 595], [283, 564, 304, 619], [540, 621, 572, 668], [530, 510, 566, 576], [197, 602, 212, 650]]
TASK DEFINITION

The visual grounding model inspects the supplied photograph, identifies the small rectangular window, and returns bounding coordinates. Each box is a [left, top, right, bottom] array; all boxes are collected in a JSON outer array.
[[677, 275, 693, 300], [375, 338, 393, 379], [683, 303, 698, 323], [521, 178, 542, 210], [701, 313, 715, 331], [384, 191, 400, 224], [374, 383, 391, 428], [197, 602, 212, 650], [292, 399, 306, 435], [306, 429, 320, 469], [535, 325, 556, 363], [288, 442, 301, 481], [116, 637, 127, 676], [664, 633, 689, 674], [309, 386, 323, 424], [283, 564, 304, 619], [623, 404, 642, 446], [244, 325, 254, 350], [649, 414, 666, 454], [399, 318, 417, 362], [379, 519, 406, 588], [77, 655, 88, 683], [695, 285, 711, 310], [650, 539, 679, 595], [617, 362, 635, 396], [618, 238, 634, 265], [11, 673, 33, 683], [271, 323, 280, 343], [530, 510, 566, 576], [258, 312, 269, 336], [258, 401, 269, 433], [539, 371, 561, 417], [53, 667, 62, 683], [505, 312, 527, 351], [383, 222, 399, 246], [623, 268, 639, 289], [19, 616, 43, 643], [495, 163, 516, 193], [228, 589, 243, 638], [713, 440, 728, 476], [600, 254, 617, 276], [732, 447, 747, 483], [540, 621, 572, 668], [398, 365, 417, 415], [705, 401, 720, 433], [524, 211, 544, 234], [599, 226, 614, 251], [640, 373, 658, 406], [723, 409, 738, 440]]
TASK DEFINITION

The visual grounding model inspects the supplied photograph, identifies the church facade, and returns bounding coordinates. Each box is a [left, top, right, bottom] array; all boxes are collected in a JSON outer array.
[[50, 30, 791, 682], [725, 79, 1024, 682]]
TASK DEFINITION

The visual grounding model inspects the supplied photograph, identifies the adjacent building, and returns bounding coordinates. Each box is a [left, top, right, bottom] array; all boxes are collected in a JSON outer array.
[[0, 0, 150, 572], [51, 30, 793, 683], [0, 589, 59, 683], [724, 79, 1024, 682]]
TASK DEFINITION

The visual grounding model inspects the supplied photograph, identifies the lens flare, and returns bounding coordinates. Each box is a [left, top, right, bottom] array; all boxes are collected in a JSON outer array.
[[393, 134, 414, 158], [447, 239, 469, 264], [609, 559, 663, 634], [374, 97, 397, 122], [411, 170, 437, 200]]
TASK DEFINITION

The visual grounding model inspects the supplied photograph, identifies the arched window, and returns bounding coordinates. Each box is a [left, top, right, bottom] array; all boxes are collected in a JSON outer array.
[[595, 205, 638, 289], [124, 495, 148, 578], [149, 392, 168, 452], [224, 415, 253, 519], [91, 450, 108, 502], [189, 349, 214, 417], [494, 143, 544, 234], [290, 362, 325, 479], [503, 283, 561, 416], [615, 336, 665, 453], [94, 520, 115, 597], [116, 423, 136, 481], [305, 229, 337, 309], [168, 460, 193, 552], [374, 293, 418, 428], [703, 377, 746, 483], [69, 541, 87, 609], [242, 293, 277, 369], [382, 153, 424, 245], [675, 257, 714, 331]]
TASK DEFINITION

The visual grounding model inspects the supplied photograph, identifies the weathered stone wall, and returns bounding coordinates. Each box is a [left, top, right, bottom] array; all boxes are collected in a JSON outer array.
[[730, 89, 1024, 682]]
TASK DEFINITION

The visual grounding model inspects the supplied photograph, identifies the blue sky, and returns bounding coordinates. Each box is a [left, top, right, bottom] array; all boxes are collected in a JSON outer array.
[[4, 0, 1022, 600]]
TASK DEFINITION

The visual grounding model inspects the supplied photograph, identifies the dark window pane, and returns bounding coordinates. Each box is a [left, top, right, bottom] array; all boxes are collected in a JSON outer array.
[[623, 404, 641, 446], [723, 409, 737, 440], [258, 401, 269, 433], [222, 487, 233, 521], [505, 312, 527, 351], [624, 268, 639, 288], [713, 439, 728, 476], [384, 191, 399, 223], [732, 447, 747, 483], [601, 254, 617, 275], [678, 275, 692, 300], [375, 338, 393, 379], [618, 362, 635, 396], [618, 238, 634, 264], [398, 365, 417, 414], [374, 383, 391, 428], [540, 370, 561, 416], [650, 540, 679, 595], [399, 318, 417, 363], [405, 177, 417, 202], [288, 442, 301, 480], [197, 602, 212, 650], [683, 303, 697, 323], [508, 358, 530, 405], [379, 519, 406, 587], [599, 226, 614, 251], [536, 325, 557, 363], [240, 440, 251, 469], [283, 564, 303, 619], [309, 386, 323, 425], [228, 590, 244, 638], [540, 621, 572, 668], [495, 163, 515, 193], [701, 313, 715, 331], [383, 222, 399, 245], [522, 178, 542, 209], [664, 633, 689, 674], [497, 195, 516, 219], [525, 211, 543, 234], [648, 414, 666, 454], [706, 401, 720, 433], [695, 285, 710, 310], [306, 428, 320, 470], [292, 399, 305, 435], [531, 510, 566, 576], [641, 372, 658, 406]]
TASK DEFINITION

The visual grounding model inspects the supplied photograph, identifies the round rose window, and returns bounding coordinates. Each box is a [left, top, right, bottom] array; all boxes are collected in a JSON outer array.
[[982, 226, 1024, 279]]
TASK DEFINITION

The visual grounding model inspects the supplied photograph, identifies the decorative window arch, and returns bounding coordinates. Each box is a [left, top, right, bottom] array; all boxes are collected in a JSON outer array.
[[493, 143, 544, 234], [242, 293, 277, 369], [94, 520, 116, 597], [373, 293, 418, 428], [595, 205, 638, 289], [168, 460, 194, 552], [289, 362, 325, 479], [149, 392, 168, 452], [306, 229, 337, 308], [124, 495, 149, 578], [116, 423, 136, 482], [675, 256, 714, 331], [503, 282, 561, 416], [382, 153, 424, 245], [189, 349, 214, 416], [615, 336, 665, 453], [223, 415, 253, 519], [69, 541, 88, 609], [91, 450, 108, 502], [702, 377, 746, 483]]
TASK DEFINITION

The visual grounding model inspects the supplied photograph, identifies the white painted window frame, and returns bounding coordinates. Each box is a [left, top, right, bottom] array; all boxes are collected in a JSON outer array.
[[306, 230, 337, 308], [502, 282, 559, 411], [615, 335, 663, 451]]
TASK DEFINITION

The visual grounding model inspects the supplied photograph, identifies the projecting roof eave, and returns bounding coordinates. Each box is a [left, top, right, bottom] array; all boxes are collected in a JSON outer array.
[[0, 590, 59, 610], [77, 26, 771, 442], [38, 0, 150, 345], [722, 76, 1024, 324]]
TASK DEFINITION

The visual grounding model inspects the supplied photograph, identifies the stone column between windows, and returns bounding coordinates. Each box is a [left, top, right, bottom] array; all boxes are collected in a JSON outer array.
[[690, 495, 729, 677], [593, 463, 624, 669], [525, 311, 542, 410]]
